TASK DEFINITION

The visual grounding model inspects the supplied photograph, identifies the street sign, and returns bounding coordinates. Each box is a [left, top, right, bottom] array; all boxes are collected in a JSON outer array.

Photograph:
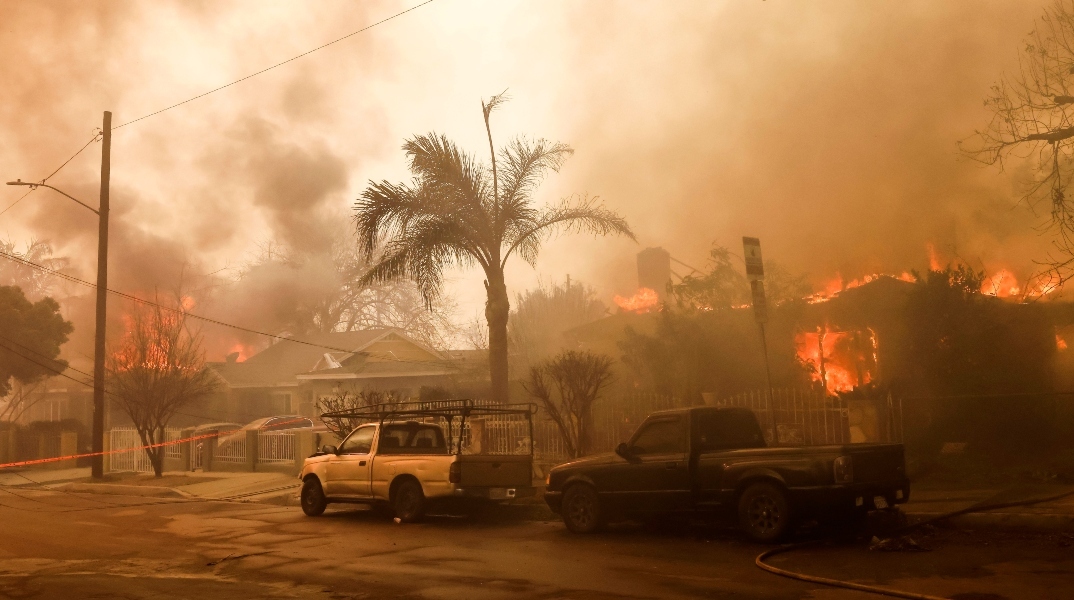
[[750, 279, 768, 323], [742, 236, 764, 281]]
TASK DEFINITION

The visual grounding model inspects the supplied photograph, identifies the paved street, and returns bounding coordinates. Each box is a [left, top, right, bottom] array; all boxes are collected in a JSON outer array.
[[1, 486, 1073, 599]]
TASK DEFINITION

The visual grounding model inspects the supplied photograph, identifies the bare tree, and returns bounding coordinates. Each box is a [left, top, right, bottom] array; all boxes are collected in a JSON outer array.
[[108, 301, 219, 477], [962, 0, 1074, 279], [233, 229, 458, 349], [523, 350, 615, 459], [317, 388, 402, 439]]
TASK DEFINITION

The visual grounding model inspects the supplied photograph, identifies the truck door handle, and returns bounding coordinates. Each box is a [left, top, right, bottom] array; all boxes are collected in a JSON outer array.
[[359, 461, 367, 466], [666, 462, 677, 469]]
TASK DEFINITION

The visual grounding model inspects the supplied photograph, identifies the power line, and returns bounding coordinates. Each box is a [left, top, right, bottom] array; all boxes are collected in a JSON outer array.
[[1, 131, 102, 219], [113, 0, 437, 130], [0, 248, 452, 368]]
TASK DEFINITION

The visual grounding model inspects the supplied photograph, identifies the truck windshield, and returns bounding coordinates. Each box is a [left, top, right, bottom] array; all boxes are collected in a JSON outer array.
[[378, 423, 448, 454]]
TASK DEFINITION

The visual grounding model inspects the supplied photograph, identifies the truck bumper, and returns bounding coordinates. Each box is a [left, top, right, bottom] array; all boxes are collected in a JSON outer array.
[[544, 490, 563, 513], [451, 486, 535, 501], [790, 479, 911, 512]]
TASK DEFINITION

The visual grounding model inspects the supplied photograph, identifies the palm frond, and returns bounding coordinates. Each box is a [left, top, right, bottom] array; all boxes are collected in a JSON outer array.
[[501, 195, 636, 267], [498, 137, 574, 208]]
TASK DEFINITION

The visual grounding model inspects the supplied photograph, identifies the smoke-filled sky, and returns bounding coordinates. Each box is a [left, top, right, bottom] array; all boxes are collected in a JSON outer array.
[[0, 0, 1058, 357]]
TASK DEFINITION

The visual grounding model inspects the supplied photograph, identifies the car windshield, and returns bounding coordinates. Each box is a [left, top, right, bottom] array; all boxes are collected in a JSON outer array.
[[378, 423, 448, 454]]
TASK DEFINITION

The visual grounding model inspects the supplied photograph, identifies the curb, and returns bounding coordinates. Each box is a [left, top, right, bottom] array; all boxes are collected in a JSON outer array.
[[905, 510, 1074, 532], [57, 482, 186, 499]]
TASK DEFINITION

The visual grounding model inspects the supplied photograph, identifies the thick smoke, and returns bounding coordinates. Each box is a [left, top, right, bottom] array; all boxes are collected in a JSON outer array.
[[0, 0, 1061, 367]]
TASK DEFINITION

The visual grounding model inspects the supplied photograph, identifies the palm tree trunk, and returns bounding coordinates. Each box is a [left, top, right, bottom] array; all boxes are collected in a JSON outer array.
[[484, 271, 511, 403]]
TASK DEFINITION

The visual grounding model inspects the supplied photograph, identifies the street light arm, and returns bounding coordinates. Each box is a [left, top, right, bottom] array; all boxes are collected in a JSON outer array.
[[6, 180, 99, 215]]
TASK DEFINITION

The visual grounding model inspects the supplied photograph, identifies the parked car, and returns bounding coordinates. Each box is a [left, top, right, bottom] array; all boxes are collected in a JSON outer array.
[[543, 406, 910, 542], [298, 402, 534, 521]]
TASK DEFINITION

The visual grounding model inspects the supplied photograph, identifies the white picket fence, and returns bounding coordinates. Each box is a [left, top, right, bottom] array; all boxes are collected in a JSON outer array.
[[258, 431, 295, 464], [108, 427, 183, 473]]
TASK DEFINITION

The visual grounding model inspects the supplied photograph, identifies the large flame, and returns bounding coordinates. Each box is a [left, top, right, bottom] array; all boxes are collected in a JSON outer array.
[[806, 273, 914, 304], [794, 326, 877, 394], [614, 287, 660, 313]]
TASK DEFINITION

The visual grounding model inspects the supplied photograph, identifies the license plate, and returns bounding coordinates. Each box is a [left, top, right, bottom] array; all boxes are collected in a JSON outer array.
[[489, 488, 508, 500], [874, 495, 889, 509]]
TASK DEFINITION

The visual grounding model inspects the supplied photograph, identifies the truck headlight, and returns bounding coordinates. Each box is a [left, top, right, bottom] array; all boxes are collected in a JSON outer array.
[[834, 455, 854, 484]]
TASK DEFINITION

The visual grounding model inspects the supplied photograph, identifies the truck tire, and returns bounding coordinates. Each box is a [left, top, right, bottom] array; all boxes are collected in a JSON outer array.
[[393, 479, 426, 523], [300, 477, 327, 517], [562, 484, 604, 534], [738, 482, 791, 542]]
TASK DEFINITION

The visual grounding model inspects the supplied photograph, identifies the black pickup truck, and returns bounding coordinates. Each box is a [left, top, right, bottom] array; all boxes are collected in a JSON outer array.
[[544, 406, 909, 541]]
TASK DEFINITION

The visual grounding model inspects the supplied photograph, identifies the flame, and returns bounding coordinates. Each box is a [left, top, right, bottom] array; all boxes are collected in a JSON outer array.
[[614, 288, 660, 313], [926, 243, 942, 271], [227, 343, 254, 362], [1058, 334, 1068, 351], [981, 269, 1021, 297], [806, 272, 915, 304], [794, 326, 876, 394]]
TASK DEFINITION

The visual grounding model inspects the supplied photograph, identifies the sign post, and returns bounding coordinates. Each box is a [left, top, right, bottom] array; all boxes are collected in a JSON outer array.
[[743, 236, 777, 444]]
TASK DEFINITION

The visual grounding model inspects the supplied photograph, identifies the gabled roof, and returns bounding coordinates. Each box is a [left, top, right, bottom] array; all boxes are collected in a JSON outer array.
[[208, 329, 451, 389]]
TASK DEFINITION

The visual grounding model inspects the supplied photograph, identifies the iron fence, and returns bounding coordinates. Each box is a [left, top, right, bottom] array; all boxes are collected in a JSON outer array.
[[108, 427, 182, 473], [257, 431, 295, 464]]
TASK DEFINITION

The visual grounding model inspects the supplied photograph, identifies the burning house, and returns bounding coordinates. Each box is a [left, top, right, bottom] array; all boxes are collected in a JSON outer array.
[[205, 328, 461, 424]]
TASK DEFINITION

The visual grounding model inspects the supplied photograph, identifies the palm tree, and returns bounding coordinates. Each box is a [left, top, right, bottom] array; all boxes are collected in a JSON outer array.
[[354, 93, 634, 402]]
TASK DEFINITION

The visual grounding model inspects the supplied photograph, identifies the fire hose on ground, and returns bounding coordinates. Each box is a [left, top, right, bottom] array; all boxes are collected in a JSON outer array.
[[755, 487, 1074, 600]]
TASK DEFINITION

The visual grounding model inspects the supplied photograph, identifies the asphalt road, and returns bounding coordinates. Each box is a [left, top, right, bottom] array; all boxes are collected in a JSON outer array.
[[0, 486, 1072, 599]]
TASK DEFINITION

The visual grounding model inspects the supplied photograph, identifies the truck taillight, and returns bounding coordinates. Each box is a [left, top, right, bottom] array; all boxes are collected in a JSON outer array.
[[833, 455, 854, 484], [449, 461, 461, 484]]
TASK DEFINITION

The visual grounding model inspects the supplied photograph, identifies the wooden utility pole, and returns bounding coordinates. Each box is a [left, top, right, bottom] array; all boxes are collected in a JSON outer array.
[[91, 111, 111, 478]]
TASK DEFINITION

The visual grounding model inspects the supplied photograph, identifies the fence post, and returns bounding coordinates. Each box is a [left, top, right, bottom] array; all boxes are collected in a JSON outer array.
[[102, 431, 111, 473], [295, 430, 314, 473], [246, 429, 258, 472], [59, 431, 78, 469], [179, 428, 194, 471], [0, 430, 7, 464], [202, 430, 216, 472]]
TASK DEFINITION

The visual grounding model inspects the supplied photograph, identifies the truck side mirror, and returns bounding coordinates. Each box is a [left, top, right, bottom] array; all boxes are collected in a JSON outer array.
[[321, 444, 338, 455], [615, 442, 637, 462]]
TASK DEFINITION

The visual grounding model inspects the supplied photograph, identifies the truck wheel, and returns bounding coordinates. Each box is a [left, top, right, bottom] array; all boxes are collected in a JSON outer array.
[[738, 482, 791, 542], [393, 480, 426, 523], [301, 478, 327, 517], [562, 484, 604, 534]]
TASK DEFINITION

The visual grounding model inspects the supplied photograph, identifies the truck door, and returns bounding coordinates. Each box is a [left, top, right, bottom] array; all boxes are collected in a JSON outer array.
[[604, 415, 691, 512], [326, 425, 375, 498]]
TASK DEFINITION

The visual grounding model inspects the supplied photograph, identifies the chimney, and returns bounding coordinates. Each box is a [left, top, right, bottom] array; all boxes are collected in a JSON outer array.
[[637, 247, 672, 299], [225, 352, 240, 364]]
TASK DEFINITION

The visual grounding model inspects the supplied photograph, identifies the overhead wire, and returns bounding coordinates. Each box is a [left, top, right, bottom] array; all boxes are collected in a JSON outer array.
[[113, 0, 437, 130], [0, 131, 103, 218], [0, 247, 451, 368]]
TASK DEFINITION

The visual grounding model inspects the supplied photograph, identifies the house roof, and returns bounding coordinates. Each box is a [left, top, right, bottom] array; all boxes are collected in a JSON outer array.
[[208, 329, 453, 389]]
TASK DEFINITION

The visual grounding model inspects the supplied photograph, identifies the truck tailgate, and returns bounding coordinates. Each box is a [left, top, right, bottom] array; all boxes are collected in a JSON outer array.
[[847, 443, 905, 484], [457, 455, 531, 488]]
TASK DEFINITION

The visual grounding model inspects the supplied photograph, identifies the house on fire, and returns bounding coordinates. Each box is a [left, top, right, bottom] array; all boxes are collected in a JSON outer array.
[[205, 329, 461, 422]]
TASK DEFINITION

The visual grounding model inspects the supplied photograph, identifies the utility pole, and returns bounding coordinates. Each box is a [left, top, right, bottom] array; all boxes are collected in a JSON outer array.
[[91, 111, 111, 478], [743, 236, 778, 444]]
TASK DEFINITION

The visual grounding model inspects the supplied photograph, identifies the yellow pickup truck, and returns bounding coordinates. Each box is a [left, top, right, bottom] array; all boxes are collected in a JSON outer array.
[[298, 402, 535, 522]]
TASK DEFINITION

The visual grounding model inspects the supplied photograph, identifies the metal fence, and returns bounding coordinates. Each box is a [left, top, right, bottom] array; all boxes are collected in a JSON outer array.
[[715, 388, 851, 446], [257, 431, 295, 464], [108, 427, 183, 473], [214, 435, 246, 463]]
